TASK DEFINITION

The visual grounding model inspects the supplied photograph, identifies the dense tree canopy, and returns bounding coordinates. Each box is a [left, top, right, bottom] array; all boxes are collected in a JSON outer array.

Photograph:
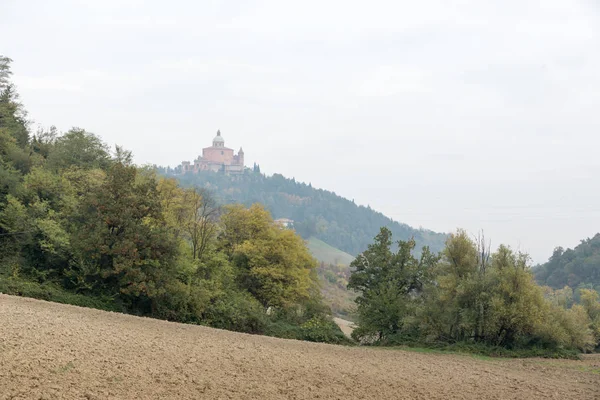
[[161, 169, 447, 256], [534, 234, 600, 292]]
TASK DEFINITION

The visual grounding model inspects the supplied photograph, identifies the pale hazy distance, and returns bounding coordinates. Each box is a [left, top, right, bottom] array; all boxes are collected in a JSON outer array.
[[2, 0, 599, 262]]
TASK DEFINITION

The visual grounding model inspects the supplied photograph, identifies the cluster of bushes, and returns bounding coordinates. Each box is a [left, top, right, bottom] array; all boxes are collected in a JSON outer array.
[[0, 56, 345, 343], [0, 276, 121, 312], [348, 228, 600, 356]]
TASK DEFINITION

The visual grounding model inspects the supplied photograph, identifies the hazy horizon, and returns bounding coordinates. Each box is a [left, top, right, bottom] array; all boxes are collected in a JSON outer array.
[[2, 0, 599, 263]]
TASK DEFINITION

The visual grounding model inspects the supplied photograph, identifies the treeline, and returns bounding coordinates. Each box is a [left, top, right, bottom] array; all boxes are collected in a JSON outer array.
[[534, 233, 600, 294], [0, 56, 347, 344], [160, 168, 447, 256], [349, 228, 600, 356]]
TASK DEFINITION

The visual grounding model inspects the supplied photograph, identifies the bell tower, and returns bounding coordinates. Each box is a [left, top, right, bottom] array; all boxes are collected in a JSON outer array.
[[238, 147, 244, 166]]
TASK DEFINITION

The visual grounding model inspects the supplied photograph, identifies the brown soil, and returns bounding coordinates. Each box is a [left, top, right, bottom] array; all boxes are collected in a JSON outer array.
[[1, 294, 598, 400]]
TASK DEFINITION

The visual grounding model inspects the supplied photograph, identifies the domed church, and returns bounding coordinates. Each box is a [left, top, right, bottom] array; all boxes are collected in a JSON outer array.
[[180, 130, 245, 174]]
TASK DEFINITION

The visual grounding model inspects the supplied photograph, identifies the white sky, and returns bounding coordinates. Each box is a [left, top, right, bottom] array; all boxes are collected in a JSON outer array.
[[2, 0, 599, 263]]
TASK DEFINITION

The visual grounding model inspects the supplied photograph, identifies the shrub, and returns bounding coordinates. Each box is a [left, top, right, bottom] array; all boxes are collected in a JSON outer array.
[[204, 291, 268, 334], [301, 315, 352, 344], [0, 276, 121, 312]]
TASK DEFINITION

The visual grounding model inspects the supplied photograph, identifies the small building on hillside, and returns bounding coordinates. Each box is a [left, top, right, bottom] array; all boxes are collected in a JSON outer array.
[[274, 218, 294, 228], [180, 130, 244, 174]]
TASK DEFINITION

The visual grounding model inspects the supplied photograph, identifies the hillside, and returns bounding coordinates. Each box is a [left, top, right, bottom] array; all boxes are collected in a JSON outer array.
[[304, 237, 356, 319], [164, 169, 447, 256], [2, 294, 598, 400], [306, 236, 355, 266], [534, 233, 600, 291], [306, 237, 356, 318]]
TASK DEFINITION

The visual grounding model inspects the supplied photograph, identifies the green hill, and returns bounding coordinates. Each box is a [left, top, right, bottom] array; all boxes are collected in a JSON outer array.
[[163, 169, 447, 257], [534, 233, 600, 291], [306, 237, 355, 266], [305, 237, 356, 319]]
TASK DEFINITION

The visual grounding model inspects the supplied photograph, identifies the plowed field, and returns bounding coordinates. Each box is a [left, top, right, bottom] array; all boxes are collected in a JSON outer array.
[[1, 294, 598, 399]]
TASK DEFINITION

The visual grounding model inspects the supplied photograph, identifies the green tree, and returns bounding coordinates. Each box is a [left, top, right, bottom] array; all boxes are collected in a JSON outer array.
[[0, 56, 31, 175], [348, 227, 439, 342], [69, 155, 178, 311], [579, 289, 600, 348], [47, 128, 110, 171], [0, 85, 29, 149], [0, 130, 24, 202], [0, 56, 12, 89], [0, 194, 30, 273]]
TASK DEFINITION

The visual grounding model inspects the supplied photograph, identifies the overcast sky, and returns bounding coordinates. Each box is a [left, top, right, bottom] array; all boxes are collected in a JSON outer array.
[[2, 0, 599, 262]]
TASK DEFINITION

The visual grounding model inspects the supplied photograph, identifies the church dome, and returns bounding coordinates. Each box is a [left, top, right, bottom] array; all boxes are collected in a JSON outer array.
[[213, 130, 225, 146]]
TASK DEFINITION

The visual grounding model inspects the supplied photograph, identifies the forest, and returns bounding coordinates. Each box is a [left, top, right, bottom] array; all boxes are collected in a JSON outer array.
[[533, 234, 600, 294], [160, 167, 447, 256], [0, 56, 347, 344], [348, 228, 600, 356]]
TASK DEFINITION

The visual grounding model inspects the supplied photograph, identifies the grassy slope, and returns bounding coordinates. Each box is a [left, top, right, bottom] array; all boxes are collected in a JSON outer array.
[[306, 237, 357, 320], [306, 237, 355, 266]]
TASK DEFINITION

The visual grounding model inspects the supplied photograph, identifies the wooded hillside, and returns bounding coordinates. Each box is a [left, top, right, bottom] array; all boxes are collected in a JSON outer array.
[[534, 234, 600, 292], [163, 169, 447, 256]]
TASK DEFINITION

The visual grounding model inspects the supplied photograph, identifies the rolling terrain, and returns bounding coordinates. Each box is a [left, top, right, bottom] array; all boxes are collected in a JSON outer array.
[[168, 169, 448, 256], [307, 237, 357, 319], [306, 237, 355, 266], [1, 294, 598, 400]]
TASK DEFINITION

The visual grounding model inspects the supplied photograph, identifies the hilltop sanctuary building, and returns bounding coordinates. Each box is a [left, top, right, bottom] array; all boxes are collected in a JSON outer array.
[[180, 130, 245, 174]]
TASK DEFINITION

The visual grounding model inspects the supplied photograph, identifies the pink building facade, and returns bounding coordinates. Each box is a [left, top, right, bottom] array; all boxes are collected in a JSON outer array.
[[180, 130, 245, 174]]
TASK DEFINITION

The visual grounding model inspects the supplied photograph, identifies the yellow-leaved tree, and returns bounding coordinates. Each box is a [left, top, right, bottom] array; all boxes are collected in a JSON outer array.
[[220, 204, 318, 308]]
